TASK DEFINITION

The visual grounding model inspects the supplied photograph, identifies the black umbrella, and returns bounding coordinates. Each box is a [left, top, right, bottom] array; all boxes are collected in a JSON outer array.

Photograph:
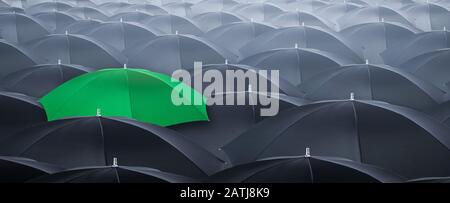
[[223, 99, 450, 178], [298, 64, 445, 111], [0, 91, 46, 139], [0, 116, 226, 177], [208, 155, 404, 183], [1, 63, 94, 98], [171, 91, 307, 158], [0, 156, 62, 183], [30, 162, 196, 183], [0, 40, 36, 78]]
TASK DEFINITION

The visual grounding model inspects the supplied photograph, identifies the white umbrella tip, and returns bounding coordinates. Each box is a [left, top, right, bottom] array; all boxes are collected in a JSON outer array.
[[175, 30, 179, 35], [65, 30, 69, 35], [96, 108, 101, 117], [305, 147, 311, 157], [123, 64, 127, 69], [365, 59, 369, 65], [295, 43, 299, 49], [112, 157, 118, 167], [57, 59, 62, 65], [350, 92, 355, 100]]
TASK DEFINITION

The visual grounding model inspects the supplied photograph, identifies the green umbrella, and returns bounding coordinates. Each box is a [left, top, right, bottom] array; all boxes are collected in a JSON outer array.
[[39, 68, 208, 127]]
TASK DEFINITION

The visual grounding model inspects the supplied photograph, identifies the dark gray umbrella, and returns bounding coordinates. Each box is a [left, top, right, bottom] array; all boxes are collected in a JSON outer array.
[[231, 3, 285, 23], [382, 31, 450, 66], [208, 155, 404, 183], [431, 101, 450, 127], [25, 2, 73, 15], [401, 3, 450, 31], [0, 91, 46, 139], [0, 156, 62, 183], [25, 33, 126, 68], [142, 14, 203, 36], [1, 63, 94, 98], [64, 19, 102, 34], [0, 40, 35, 78], [269, 10, 338, 31], [337, 6, 415, 30], [65, 6, 109, 21], [0, 13, 49, 44], [171, 90, 307, 158], [341, 22, 418, 64], [191, 11, 244, 32], [87, 21, 159, 54], [0, 116, 226, 177], [223, 99, 450, 178], [30, 164, 196, 183], [205, 22, 275, 57], [298, 64, 445, 111], [33, 11, 77, 34], [119, 4, 168, 15], [240, 47, 351, 86], [239, 26, 362, 62], [127, 34, 237, 75], [191, 0, 239, 16], [398, 48, 450, 92]]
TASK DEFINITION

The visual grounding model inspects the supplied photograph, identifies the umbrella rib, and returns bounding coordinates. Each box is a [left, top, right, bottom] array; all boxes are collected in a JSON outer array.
[[305, 157, 314, 183], [350, 101, 363, 163], [97, 117, 109, 166]]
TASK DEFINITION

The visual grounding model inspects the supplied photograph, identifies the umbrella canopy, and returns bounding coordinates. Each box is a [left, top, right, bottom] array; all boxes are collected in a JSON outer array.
[[127, 34, 237, 74], [240, 26, 361, 62], [25, 2, 73, 15], [337, 6, 414, 30], [205, 22, 276, 56], [382, 31, 450, 66], [209, 156, 404, 183], [0, 156, 62, 183], [298, 64, 445, 111], [266, 0, 329, 12], [341, 22, 418, 64], [142, 14, 203, 36], [109, 11, 153, 25], [171, 90, 306, 158], [269, 11, 337, 31], [87, 21, 159, 54], [97, 2, 132, 15], [64, 18, 102, 34], [431, 101, 450, 127], [33, 11, 77, 34], [398, 48, 450, 92], [401, 3, 450, 31], [0, 40, 35, 78], [231, 3, 285, 23], [0, 91, 46, 138], [118, 4, 168, 15], [316, 2, 362, 23], [30, 165, 196, 183], [0, 13, 49, 44], [162, 2, 193, 17], [40, 68, 208, 127], [1, 63, 93, 98], [223, 99, 450, 178], [240, 48, 350, 86], [25, 33, 126, 68], [0, 7, 25, 14], [191, 11, 244, 32], [65, 6, 109, 21], [0, 116, 226, 177], [191, 0, 239, 16]]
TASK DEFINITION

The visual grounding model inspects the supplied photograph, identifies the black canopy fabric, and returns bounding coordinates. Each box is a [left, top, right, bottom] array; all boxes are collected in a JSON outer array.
[[298, 64, 445, 111], [30, 165, 197, 183], [1, 63, 94, 97], [407, 177, 450, 183], [0, 117, 227, 177], [0, 156, 62, 183], [0, 91, 46, 139], [0, 40, 36, 78], [223, 100, 450, 179], [208, 156, 405, 183]]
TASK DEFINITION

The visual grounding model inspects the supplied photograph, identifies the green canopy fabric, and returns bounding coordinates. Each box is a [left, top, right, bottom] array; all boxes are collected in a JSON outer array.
[[39, 68, 208, 127]]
